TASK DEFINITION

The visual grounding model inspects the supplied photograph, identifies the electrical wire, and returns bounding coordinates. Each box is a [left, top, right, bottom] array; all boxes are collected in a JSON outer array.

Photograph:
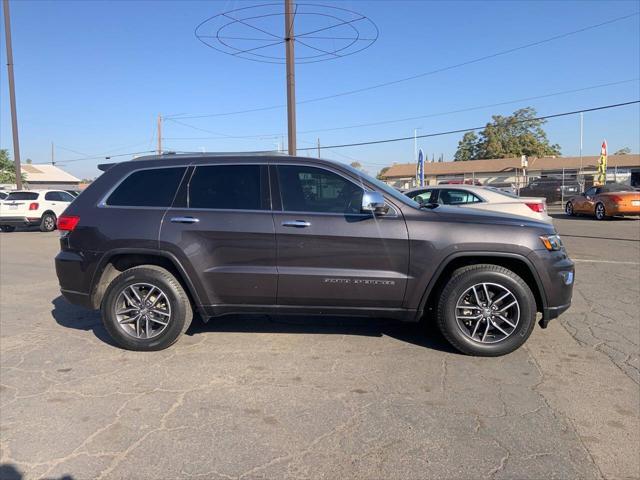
[[295, 100, 640, 151], [166, 12, 639, 120], [163, 78, 640, 140]]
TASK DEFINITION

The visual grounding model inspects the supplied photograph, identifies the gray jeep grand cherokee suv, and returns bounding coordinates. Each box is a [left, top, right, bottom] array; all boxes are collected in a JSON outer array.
[[55, 154, 574, 356]]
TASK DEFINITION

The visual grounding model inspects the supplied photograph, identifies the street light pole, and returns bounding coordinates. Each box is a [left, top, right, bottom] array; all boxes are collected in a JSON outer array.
[[3, 0, 22, 189], [284, 0, 297, 156]]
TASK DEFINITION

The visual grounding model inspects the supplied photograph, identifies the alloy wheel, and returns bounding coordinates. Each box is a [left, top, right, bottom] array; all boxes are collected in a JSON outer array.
[[455, 282, 520, 344], [595, 203, 605, 220], [565, 202, 573, 216], [114, 283, 171, 339]]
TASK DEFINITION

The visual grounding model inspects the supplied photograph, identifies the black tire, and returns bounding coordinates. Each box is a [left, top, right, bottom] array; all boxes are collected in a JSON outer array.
[[436, 264, 537, 357], [594, 202, 607, 220], [40, 212, 57, 232], [101, 265, 193, 351], [0, 225, 16, 232], [565, 201, 574, 216]]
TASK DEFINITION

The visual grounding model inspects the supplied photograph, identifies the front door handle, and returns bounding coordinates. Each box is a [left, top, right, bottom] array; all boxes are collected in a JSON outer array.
[[170, 216, 200, 224], [282, 220, 311, 228]]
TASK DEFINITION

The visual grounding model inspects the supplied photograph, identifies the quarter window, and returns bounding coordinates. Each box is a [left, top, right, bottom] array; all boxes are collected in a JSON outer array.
[[107, 167, 186, 207], [438, 189, 482, 205], [188, 165, 267, 210], [277, 165, 363, 214]]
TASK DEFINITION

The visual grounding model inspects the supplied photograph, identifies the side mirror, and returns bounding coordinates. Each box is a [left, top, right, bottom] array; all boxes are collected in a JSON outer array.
[[361, 191, 388, 215]]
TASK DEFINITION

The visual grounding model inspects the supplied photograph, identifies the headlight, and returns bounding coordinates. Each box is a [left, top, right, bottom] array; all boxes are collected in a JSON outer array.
[[540, 234, 563, 251]]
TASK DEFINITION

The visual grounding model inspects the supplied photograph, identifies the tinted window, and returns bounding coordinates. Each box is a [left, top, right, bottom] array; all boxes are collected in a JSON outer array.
[[584, 187, 597, 197], [45, 192, 60, 201], [438, 189, 482, 205], [58, 191, 76, 202], [189, 165, 265, 210], [6, 192, 38, 201], [107, 167, 186, 207], [0, 192, 6, 200], [278, 165, 363, 214]]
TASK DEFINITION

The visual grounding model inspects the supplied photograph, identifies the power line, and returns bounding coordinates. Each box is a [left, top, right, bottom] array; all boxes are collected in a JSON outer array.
[[166, 12, 639, 120], [296, 100, 640, 151], [163, 78, 640, 140], [44, 149, 156, 165]]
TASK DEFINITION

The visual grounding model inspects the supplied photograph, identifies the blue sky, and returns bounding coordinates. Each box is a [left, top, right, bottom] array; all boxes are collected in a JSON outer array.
[[1, 0, 639, 179]]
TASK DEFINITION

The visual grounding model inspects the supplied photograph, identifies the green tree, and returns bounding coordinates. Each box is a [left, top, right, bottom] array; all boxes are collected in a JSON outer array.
[[613, 147, 631, 155], [376, 166, 390, 180], [454, 107, 561, 160], [454, 132, 478, 161], [0, 149, 25, 184]]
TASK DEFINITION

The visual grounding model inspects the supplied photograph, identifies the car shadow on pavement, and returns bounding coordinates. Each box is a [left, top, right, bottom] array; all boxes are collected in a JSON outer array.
[[186, 313, 458, 353], [52, 296, 457, 353], [0, 463, 74, 480], [51, 296, 119, 348]]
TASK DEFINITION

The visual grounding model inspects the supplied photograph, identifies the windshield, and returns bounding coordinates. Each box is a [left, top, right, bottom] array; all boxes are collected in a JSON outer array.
[[341, 163, 420, 208], [6, 192, 38, 201]]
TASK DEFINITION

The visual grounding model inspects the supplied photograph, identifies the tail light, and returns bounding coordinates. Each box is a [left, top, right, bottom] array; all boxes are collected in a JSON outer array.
[[57, 215, 80, 231], [28, 202, 39, 210], [526, 202, 546, 213], [608, 195, 623, 203]]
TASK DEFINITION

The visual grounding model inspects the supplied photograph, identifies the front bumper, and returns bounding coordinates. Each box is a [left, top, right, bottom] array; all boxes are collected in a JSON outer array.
[[0, 216, 41, 226], [527, 249, 575, 327]]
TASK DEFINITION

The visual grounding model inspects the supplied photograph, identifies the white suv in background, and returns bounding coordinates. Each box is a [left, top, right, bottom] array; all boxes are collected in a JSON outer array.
[[0, 190, 75, 232]]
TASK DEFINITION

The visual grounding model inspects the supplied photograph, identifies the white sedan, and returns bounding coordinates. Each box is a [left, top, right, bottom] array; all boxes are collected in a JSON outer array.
[[405, 185, 551, 223]]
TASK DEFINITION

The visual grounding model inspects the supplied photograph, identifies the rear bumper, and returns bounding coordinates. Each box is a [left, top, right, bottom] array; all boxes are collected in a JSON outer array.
[[0, 216, 40, 226], [607, 205, 640, 216], [55, 249, 101, 309]]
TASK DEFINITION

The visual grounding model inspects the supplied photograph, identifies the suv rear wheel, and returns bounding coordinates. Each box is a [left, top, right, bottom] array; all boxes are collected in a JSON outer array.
[[437, 264, 536, 356], [101, 265, 193, 351]]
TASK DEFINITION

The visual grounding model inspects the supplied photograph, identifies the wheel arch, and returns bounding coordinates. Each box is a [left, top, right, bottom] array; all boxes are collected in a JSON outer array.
[[416, 252, 547, 321], [90, 249, 204, 313]]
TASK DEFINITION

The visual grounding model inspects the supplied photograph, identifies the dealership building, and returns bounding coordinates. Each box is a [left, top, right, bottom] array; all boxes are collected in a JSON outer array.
[[379, 154, 640, 190]]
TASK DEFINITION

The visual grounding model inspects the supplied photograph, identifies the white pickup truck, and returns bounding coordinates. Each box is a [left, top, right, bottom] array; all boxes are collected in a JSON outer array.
[[0, 190, 76, 232]]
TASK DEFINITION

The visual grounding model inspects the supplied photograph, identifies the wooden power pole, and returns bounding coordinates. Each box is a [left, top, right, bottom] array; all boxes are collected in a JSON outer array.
[[157, 114, 162, 155], [3, 0, 22, 189], [284, 0, 296, 156]]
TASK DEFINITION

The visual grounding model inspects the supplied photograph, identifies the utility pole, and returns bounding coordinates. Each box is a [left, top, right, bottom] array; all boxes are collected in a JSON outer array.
[[579, 112, 583, 173], [51, 142, 54, 165], [157, 114, 162, 155], [414, 128, 418, 162], [284, 0, 296, 156], [317, 138, 321, 158], [3, 0, 22, 189]]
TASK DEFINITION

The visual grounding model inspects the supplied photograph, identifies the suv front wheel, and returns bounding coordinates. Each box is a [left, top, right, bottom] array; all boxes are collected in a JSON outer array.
[[101, 265, 193, 351], [437, 264, 536, 356]]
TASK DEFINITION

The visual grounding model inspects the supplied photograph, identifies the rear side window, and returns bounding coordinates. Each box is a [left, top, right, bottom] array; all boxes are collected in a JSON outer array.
[[188, 165, 267, 210], [107, 167, 186, 207], [438, 189, 482, 205], [6, 192, 38, 201], [45, 192, 60, 201]]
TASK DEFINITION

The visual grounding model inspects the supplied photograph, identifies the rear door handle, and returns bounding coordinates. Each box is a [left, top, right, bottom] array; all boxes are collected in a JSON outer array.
[[282, 220, 311, 228], [170, 216, 200, 224]]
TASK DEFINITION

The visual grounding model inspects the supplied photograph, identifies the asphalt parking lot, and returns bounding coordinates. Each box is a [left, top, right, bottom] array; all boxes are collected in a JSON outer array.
[[1, 215, 638, 480]]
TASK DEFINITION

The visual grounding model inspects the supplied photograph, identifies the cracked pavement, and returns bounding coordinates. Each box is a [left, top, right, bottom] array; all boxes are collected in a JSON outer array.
[[1, 216, 638, 479]]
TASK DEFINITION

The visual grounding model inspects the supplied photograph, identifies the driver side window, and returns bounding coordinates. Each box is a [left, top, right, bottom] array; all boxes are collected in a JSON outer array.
[[277, 165, 364, 214], [585, 187, 597, 197]]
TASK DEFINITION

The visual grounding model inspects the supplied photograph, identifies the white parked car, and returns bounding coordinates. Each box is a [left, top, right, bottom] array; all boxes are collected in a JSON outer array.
[[0, 189, 76, 232], [405, 185, 551, 223]]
